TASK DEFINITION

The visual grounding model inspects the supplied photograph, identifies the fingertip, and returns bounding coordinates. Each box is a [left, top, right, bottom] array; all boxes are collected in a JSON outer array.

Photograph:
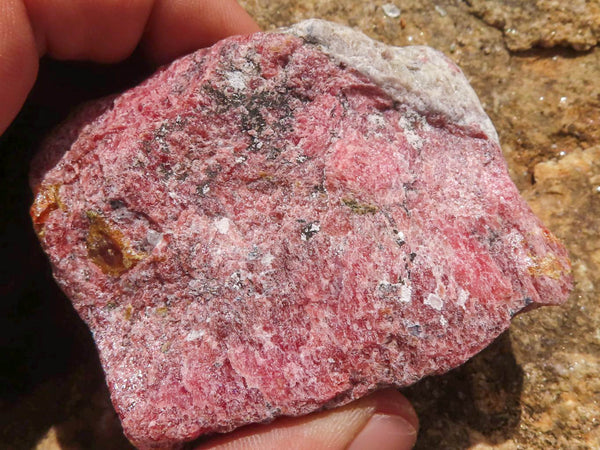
[[368, 388, 419, 432], [0, 0, 39, 135], [25, 0, 155, 63], [143, 0, 260, 65], [347, 414, 417, 450], [347, 389, 418, 450]]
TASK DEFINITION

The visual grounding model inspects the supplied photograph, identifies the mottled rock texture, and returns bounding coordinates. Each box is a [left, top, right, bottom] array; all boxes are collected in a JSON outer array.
[[469, 0, 600, 52], [30, 20, 571, 449], [234, 5, 600, 447]]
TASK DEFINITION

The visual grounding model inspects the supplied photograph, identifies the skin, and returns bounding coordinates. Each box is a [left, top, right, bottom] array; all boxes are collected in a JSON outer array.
[[0, 1, 419, 448]]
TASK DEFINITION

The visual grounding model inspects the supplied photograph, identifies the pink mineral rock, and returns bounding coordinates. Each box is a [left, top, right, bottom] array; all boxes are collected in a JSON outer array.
[[30, 20, 571, 449]]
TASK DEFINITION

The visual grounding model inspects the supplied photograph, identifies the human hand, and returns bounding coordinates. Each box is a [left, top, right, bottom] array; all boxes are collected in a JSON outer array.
[[194, 388, 418, 450], [0, 1, 419, 448]]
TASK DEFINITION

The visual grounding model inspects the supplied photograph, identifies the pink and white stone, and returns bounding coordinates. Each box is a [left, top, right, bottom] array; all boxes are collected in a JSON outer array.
[[31, 20, 571, 449]]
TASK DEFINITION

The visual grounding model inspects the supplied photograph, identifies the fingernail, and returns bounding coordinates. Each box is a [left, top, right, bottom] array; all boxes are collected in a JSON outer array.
[[347, 389, 418, 450], [371, 389, 418, 426]]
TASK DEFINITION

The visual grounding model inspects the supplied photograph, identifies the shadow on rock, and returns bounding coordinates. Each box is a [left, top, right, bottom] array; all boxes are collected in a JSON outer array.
[[0, 58, 147, 449], [0, 233, 133, 449], [404, 331, 524, 449]]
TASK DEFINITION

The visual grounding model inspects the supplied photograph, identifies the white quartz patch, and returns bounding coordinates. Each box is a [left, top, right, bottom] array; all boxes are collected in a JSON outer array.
[[400, 284, 412, 303], [185, 329, 205, 341], [425, 293, 444, 310], [226, 71, 247, 91], [457, 288, 469, 309], [146, 229, 163, 248], [285, 19, 498, 142], [214, 217, 231, 234], [261, 252, 275, 266], [398, 115, 425, 150]]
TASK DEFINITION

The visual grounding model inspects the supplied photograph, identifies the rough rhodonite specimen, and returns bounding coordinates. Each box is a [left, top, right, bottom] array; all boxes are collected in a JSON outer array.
[[31, 20, 571, 449]]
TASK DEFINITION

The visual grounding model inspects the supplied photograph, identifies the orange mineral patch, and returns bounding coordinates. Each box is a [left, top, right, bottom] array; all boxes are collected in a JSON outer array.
[[30, 184, 62, 235], [85, 212, 144, 277], [528, 253, 570, 280]]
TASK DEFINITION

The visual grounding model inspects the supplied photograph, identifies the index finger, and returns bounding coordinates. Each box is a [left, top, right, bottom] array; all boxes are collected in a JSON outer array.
[[143, 0, 261, 65]]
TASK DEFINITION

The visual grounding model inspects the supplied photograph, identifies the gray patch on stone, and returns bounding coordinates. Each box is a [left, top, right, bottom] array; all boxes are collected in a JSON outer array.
[[284, 19, 498, 142]]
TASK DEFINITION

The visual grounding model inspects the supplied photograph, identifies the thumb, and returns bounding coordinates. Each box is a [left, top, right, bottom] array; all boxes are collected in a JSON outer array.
[[194, 388, 418, 450]]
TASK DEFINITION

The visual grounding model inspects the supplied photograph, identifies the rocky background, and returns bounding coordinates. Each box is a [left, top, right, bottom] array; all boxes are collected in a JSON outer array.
[[1, 1, 598, 449]]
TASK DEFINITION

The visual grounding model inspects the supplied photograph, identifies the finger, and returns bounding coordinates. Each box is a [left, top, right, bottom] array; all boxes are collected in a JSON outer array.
[[0, 0, 38, 135], [346, 391, 418, 450], [195, 389, 418, 450], [25, 0, 259, 64], [25, 0, 155, 62], [142, 0, 261, 65]]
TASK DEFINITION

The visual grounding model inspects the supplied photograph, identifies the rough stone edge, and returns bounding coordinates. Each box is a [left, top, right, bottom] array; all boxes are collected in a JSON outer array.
[[283, 19, 498, 143]]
